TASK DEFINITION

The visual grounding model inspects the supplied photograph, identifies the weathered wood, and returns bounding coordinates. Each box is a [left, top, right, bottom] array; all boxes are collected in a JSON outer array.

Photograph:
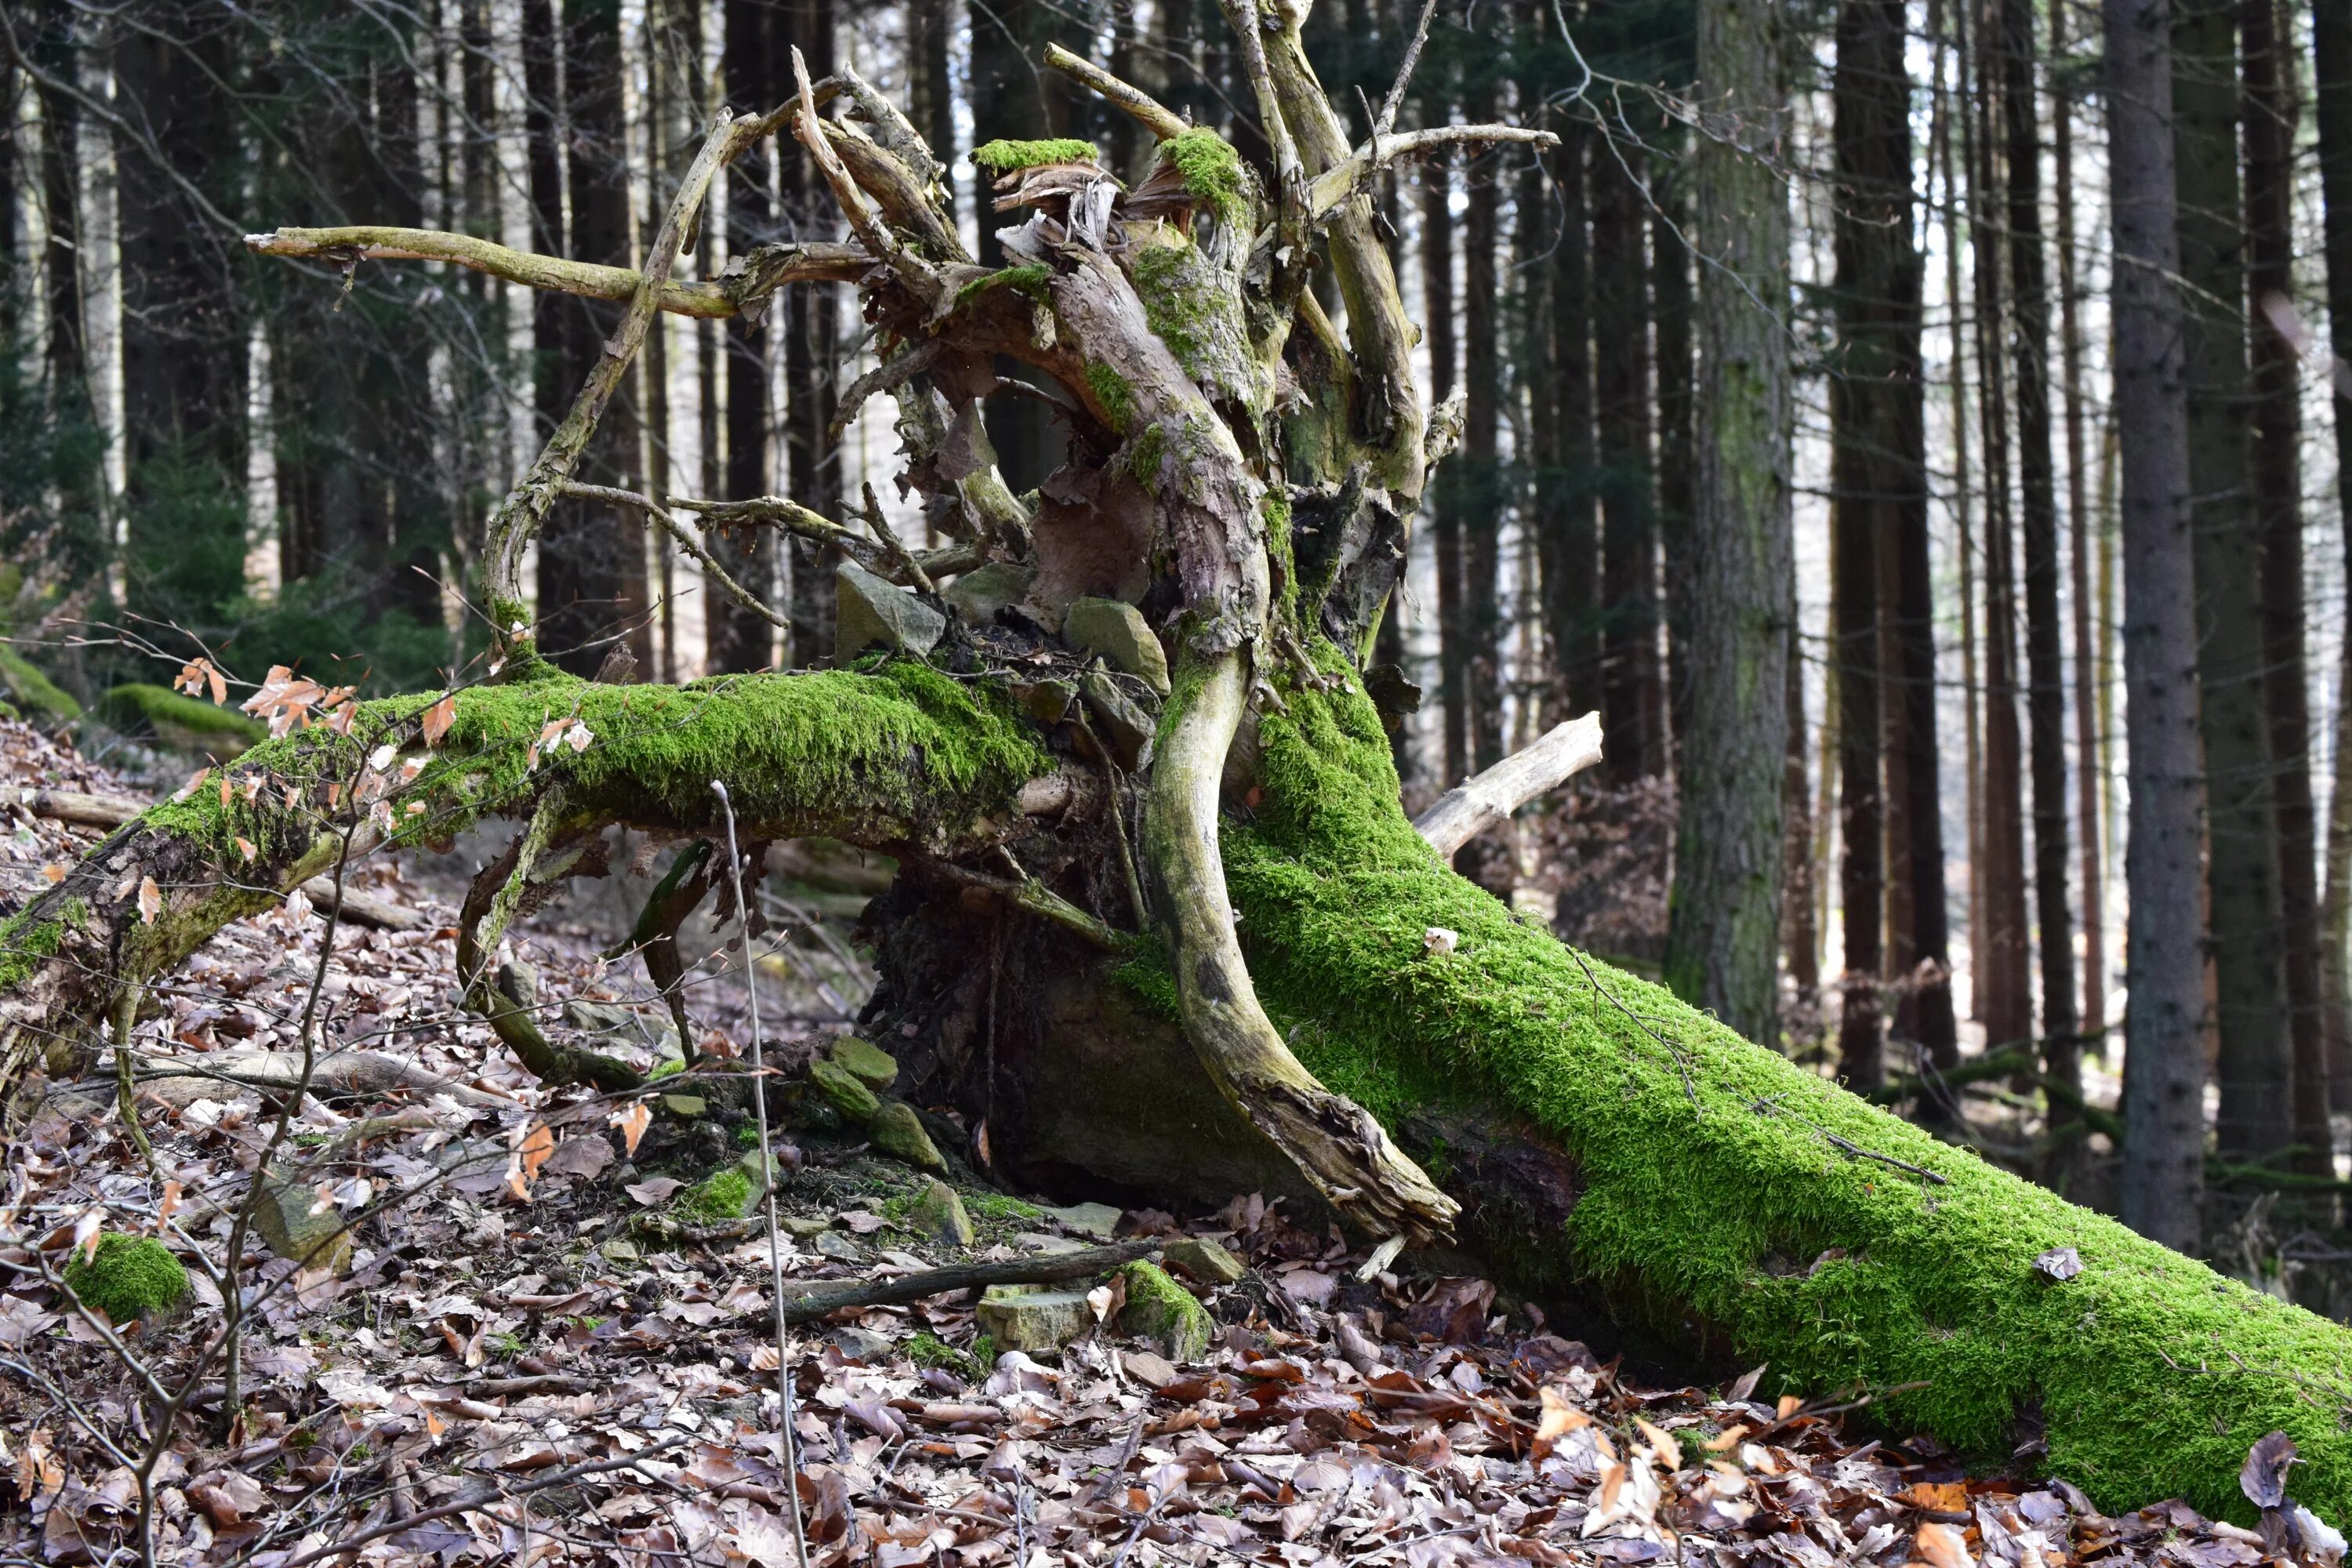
[[1410, 713, 1602, 856]]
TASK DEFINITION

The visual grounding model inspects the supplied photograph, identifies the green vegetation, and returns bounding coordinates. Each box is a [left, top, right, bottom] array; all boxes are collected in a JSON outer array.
[[908, 1330, 981, 1378], [1114, 1261, 1210, 1361], [62, 1233, 189, 1323], [0, 644, 78, 722], [1085, 363, 1137, 434], [974, 139, 1098, 174], [962, 1191, 1044, 1224], [682, 1167, 752, 1221], [97, 683, 267, 753], [1127, 423, 1168, 489], [1159, 130, 1250, 227], [1210, 641, 2352, 1522], [956, 264, 1054, 309]]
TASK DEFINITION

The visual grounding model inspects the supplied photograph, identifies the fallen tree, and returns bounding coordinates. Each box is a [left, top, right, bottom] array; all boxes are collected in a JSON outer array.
[[3, 8, 2349, 1524]]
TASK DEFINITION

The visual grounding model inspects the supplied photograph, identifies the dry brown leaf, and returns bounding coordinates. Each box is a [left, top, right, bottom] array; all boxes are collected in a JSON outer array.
[[40, 864, 64, 884], [158, 1180, 181, 1225], [612, 1102, 652, 1156], [422, 692, 457, 746], [1915, 1521, 1973, 1568], [1533, 1385, 1590, 1460], [235, 837, 257, 862], [137, 876, 162, 925]]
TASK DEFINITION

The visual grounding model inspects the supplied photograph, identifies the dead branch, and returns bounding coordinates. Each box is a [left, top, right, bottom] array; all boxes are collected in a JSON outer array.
[[244, 226, 739, 317], [556, 480, 790, 630], [777, 1239, 1163, 1322], [1308, 126, 1560, 221], [1412, 712, 1603, 855], [1044, 45, 1188, 141]]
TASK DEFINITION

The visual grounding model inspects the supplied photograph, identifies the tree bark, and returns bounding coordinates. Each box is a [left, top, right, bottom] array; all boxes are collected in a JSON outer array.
[[1664, 0, 1791, 1047], [1422, 150, 1467, 787], [1462, 83, 1505, 782], [713, 0, 780, 675], [1652, 136, 1696, 760], [2176, 0, 2292, 1166], [2315, 0, 2352, 1117], [1544, 122, 1601, 724], [2242, 0, 2329, 1174], [1593, 143, 1657, 787], [782, 0, 840, 668], [1999, 0, 2078, 1142], [2107, 0, 2209, 1249]]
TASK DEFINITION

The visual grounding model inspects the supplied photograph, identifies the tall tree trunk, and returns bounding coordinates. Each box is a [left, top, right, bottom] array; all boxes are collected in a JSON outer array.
[[1664, 0, 1792, 1047], [2314, 0, 2352, 1117], [1422, 150, 1467, 786], [711, 0, 777, 674], [1462, 82, 1504, 779], [908, 0, 958, 225], [2244, 0, 2329, 1174], [2177, 0, 2292, 1165], [1969, 2, 2033, 1060], [1544, 121, 1601, 724], [1593, 143, 1657, 786], [2108, 0, 2208, 1249], [1653, 137, 1696, 761], [1830, 0, 1925, 1094], [537, 0, 652, 676], [782, 0, 840, 667], [1999, 0, 2078, 1147], [1784, 649, 1821, 1044], [2053, 0, 2106, 1062]]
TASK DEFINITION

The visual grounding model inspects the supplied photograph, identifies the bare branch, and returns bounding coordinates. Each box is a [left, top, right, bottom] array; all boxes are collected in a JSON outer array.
[[556, 481, 789, 630], [791, 47, 943, 298], [1412, 713, 1603, 855], [1308, 126, 1560, 221], [1375, 0, 1441, 140], [245, 226, 740, 318], [1044, 44, 1189, 141]]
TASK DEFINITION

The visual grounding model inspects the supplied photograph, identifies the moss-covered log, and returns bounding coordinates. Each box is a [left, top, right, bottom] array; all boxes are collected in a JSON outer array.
[[0, 662, 1051, 1081]]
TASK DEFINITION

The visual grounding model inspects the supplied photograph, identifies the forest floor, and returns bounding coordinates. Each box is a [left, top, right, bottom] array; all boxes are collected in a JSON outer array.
[[0, 720, 2306, 1566]]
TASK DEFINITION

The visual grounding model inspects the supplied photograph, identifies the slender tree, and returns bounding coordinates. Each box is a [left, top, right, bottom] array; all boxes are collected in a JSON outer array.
[[1593, 142, 1657, 784], [2108, 0, 2207, 1249], [1462, 70, 1505, 779], [1664, 0, 1792, 1045], [1546, 119, 1601, 721], [2243, 0, 2328, 1173], [1653, 135, 1696, 757], [1423, 147, 1468, 785], [2177, 0, 2292, 1165], [713, 0, 778, 674], [2314, 0, 2352, 1117]]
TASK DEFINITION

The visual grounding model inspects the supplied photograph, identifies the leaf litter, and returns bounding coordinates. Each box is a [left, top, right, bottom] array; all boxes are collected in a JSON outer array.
[[0, 717, 2340, 1566]]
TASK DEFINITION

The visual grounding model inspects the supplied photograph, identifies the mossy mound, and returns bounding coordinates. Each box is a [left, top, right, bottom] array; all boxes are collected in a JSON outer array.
[[97, 684, 266, 755], [683, 1167, 754, 1221], [63, 1233, 188, 1323], [1158, 129, 1249, 227], [0, 646, 79, 722], [1114, 1261, 1210, 1362], [1213, 642, 2352, 1523]]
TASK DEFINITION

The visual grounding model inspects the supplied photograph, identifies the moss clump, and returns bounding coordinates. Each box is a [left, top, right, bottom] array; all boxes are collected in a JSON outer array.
[[1159, 129, 1249, 227], [1130, 240, 1269, 413], [974, 138, 1098, 174], [956, 263, 1053, 308], [1114, 1261, 1210, 1361], [1085, 362, 1137, 434], [908, 1330, 981, 1378], [0, 645, 79, 722], [98, 684, 267, 753], [1127, 423, 1168, 490], [964, 1191, 1044, 1224], [64, 1234, 188, 1323], [1213, 640, 2352, 1522], [1262, 491, 1297, 618], [682, 1167, 753, 1221], [0, 902, 76, 989]]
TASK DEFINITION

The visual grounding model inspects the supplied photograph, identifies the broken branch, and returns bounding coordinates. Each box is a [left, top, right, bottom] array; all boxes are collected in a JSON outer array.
[[1411, 712, 1602, 855]]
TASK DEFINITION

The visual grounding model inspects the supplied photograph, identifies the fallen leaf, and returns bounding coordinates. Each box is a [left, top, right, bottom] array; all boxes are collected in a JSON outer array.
[[137, 876, 161, 925], [626, 1177, 684, 1205], [421, 693, 457, 746], [1915, 1521, 1973, 1568], [2241, 1429, 2298, 1511], [40, 864, 64, 884], [611, 1101, 652, 1156]]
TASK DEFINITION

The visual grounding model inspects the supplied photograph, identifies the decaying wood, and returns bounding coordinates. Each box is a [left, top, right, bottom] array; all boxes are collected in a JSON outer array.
[[1412, 713, 1604, 855], [777, 1238, 1163, 1323]]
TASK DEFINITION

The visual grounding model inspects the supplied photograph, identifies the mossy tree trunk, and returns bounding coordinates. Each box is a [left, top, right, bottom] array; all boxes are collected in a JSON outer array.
[[9, 12, 2352, 1525]]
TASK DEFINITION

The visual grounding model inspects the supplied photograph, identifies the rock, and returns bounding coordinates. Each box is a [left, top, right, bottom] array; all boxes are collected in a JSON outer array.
[[837, 559, 946, 655], [808, 1058, 882, 1123], [1040, 1202, 1123, 1240], [1162, 1236, 1246, 1285], [1062, 597, 1171, 696], [1079, 670, 1155, 771], [906, 1180, 975, 1247], [1014, 679, 1076, 725], [815, 1230, 866, 1263], [781, 1215, 832, 1238], [831, 1325, 894, 1362], [600, 1239, 641, 1265], [868, 1101, 946, 1171], [976, 1284, 1097, 1352], [1121, 1348, 1179, 1389], [1112, 1261, 1210, 1362], [942, 561, 1037, 626], [827, 1036, 900, 1091], [661, 1093, 707, 1117], [1014, 1232, 1088, 1255], [565, 999, 683, 1065], [250, 1172, 355, 1275]]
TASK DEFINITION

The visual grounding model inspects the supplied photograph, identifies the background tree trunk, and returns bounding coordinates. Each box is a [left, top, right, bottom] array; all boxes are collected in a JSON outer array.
[[1664, 0, 1791, 1047], [2314, 0, 2352, 1118], [2108, 0, 2209, 1249], [713, 0, 778, 675]]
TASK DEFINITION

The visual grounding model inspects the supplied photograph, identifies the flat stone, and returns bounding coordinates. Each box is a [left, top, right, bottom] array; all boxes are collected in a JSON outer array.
[[780, 1216, 832, 1238], [1162, 1237, 1246, 1285], [907, 1180, 975, 1247], [976, 1284, 1096, 1352], [815, 1230, 866, 1263], [827, 1036, 900, 1091], [660, 1094, 707, 1117], [1014, 1232, 1088, 1255], [868, 1101, 946, 1172], [831, 1325, 894, 1362], [1014, 678, 1076, 725], [942, 561, 1037, 627], [837, 559, 946, 656], [1122, 1348, 1179, 1388], [250, 1172, 354, 1275], [808, 1058, 881, 1123], [1079, 670, 1155, 771], [1063, 597, 1171, 696], [600, 1240, 641, 1265], [1040, 1202, 1122, 1240]]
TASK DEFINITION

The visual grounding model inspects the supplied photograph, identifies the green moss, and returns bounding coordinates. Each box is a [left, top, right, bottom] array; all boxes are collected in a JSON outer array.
[[974, 138, 1098, 174], [1127, 423, 1168, 489], [908, 1330, 981, 1377], [0, 903, 74, 989], [1086, 362, 1137, 434], [98, 684, 267, 751], [970, 1333, 998, 1370], [956, 264, 1054, 308], [1263, 491, 1297, 619], [1159, 129, 1250, 228], [63, 1234, 188, 1323], [0, 645, 79, 721], [1214, 639, 2352, 1523], [1114, 1261, 1211, 1360], [963, 1191, 1044, 1224], [682, 1167, 753, 1221]]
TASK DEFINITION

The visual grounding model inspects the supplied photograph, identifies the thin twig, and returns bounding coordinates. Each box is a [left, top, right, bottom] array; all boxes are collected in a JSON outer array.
[[1751, 1097, 1952, 1186], [557, 480, 788, 629]]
